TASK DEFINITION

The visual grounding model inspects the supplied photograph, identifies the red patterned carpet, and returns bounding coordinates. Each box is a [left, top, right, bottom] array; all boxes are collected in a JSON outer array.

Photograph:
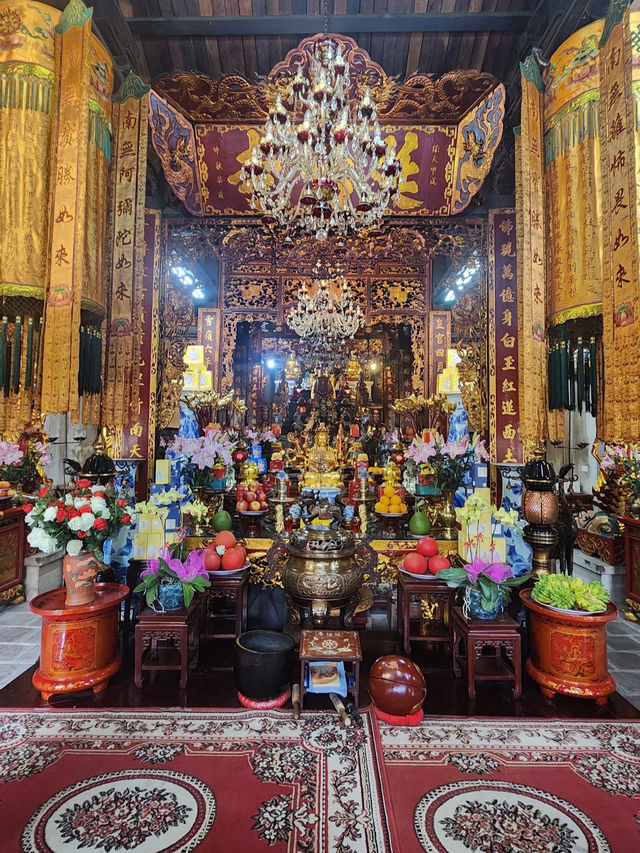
[[379, 717, 640, 852], [0, 708, 392, 852], [4, 709, 640, 852]]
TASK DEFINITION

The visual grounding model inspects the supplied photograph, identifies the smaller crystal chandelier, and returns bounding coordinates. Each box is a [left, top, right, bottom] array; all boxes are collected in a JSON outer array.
[[287, 274, 364, 351], [242, 21, 400, 240]]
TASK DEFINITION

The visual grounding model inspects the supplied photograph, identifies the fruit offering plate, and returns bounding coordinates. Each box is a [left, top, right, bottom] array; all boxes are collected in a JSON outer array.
[[375, 511, 408, 518], [537, 601, 606, 616], [208, 562, 251, 576], [398, 567, 443, 579], [237, 509, 269, 517]]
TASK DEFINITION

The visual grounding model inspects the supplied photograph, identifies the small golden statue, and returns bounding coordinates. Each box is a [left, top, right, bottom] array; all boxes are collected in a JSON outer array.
[[239, 460, 259, 485], [381, 461, 402, 487], [300, 423, 343, 489]]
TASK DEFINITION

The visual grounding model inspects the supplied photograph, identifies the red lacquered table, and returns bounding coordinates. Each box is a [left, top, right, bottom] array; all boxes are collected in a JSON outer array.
[[30, 583, 128, 701]]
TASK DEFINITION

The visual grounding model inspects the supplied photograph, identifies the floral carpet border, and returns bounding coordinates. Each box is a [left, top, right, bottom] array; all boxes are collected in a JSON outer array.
[[0, 707, 394, 853]]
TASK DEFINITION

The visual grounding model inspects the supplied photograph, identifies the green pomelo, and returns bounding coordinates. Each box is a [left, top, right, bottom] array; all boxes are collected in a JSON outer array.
[[409, 512, 431, 535], [212, 509, 233, 531]]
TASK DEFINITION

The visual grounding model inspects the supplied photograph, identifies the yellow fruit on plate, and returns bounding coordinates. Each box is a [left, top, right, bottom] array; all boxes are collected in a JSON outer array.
[[375, 502, 385, 513], [399, 503, 407, 513], [0, 480, 10, 489], [390, 494, 401, 506], [383, 486, 395, 498]]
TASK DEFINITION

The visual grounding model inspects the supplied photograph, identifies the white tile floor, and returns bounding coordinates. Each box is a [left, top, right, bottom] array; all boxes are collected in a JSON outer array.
[[0, 601, 41, 690]]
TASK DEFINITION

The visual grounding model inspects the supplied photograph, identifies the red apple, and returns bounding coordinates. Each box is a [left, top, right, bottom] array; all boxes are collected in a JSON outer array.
[[257, 491, 266, 502], [246, 491, 257, 503], [249, 500, 261, 511], [428, 555, 451, 574], [403, 552, 428, 574], [236, 499, 249, 512], [259, 501, 268, 510], [417, 536, 439, 558]]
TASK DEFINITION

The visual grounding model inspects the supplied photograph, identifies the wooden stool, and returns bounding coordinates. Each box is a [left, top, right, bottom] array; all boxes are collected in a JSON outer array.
[[397, 573, 457, 656], [200, 571, 248, 640], [134, 599, 201, 689], [299, 629, 362, 710], [452, 606, 522, 699]]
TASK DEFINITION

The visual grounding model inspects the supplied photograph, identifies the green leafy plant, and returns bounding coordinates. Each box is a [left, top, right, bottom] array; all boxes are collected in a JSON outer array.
[[531, 573, 609, 612]]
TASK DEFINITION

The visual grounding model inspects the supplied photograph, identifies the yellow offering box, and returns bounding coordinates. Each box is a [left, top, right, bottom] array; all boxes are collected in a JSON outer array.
[[184, 345, 204, 366]]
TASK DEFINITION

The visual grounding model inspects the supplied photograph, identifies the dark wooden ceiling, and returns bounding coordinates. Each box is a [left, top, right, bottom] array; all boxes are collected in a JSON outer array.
[[117, 0, 536, 84]]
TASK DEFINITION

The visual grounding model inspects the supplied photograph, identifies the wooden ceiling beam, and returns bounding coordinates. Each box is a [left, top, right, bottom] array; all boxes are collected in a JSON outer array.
[[127, 12, 533, 37]]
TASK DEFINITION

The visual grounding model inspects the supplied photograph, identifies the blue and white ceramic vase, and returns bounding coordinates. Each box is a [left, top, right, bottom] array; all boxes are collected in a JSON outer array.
[[156, 582, 185, 611], [465, 587, 503, 620]]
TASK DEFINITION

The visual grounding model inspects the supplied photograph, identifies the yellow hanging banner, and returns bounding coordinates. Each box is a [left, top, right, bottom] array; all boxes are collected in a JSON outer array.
[[599, 2, 640, 442], [40, 0, 92, 420], [517, 56, 555, 451]]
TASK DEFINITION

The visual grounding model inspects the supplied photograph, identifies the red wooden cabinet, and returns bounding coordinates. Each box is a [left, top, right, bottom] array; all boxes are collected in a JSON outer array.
[[0, 506, 26, 605]]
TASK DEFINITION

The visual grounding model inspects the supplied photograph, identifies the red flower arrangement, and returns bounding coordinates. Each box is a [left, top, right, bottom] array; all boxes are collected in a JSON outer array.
[[23, 478, 135, 560]]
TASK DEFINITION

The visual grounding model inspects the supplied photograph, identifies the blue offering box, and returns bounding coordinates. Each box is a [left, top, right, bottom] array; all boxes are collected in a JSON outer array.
[[251, 445, 263, 460]]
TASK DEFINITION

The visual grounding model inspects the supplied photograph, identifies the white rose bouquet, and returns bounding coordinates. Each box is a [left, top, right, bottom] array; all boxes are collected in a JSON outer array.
[[22, 478, 135, 560]]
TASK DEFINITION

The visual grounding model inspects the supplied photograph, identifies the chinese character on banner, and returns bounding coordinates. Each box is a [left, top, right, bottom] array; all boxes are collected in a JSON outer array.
[[489, 211, 523, 464], [427, 311, 451, 396], [197, 309, 221, 389]]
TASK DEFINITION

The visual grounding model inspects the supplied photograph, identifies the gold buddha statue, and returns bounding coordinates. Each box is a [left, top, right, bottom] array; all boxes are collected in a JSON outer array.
[[382, 460, 402, 487], [300, 423, 343, 489], [239, 460, 259, 485]]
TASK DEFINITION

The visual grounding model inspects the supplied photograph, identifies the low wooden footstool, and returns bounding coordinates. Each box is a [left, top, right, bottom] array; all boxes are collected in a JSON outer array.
[[452, 606, 522, 699], [299, 629, 362, 710], [397, 573, 457, 656], [134, 599, 201, 689]]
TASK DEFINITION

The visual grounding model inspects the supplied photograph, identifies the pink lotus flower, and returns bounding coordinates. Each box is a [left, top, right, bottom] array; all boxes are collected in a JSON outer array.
[[0, 441, 24, 467], [483, 562, 513, 583], [464, 557, 486, 583]]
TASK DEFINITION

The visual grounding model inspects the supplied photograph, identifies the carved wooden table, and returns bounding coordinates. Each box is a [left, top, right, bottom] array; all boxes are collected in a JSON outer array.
[[520, 589, 617, 705], [201, 570, 248, 641], [452, 606, 522, 699], [397, 572, 457, 656], [299, 629, 362, 709], [134, 598, 201, 689], [30, 583, 129, 700]]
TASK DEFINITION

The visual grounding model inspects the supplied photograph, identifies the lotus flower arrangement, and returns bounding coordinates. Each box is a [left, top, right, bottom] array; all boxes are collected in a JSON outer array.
[[0, 437, 51, 488], [134, 544, 210, 608], [404, 432, 489, 492], [440, 557, 528, 605], [167, 429, 236, 489]]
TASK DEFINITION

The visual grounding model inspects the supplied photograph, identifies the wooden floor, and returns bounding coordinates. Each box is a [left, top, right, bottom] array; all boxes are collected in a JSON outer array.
[[1, 627, 638, 720]]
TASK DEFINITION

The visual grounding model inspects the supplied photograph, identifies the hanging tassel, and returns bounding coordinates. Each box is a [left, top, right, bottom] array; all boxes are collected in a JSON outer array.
[[24, 318, 34, 390], [547, 345, 555, 410], [589, 337, 598, 417], [0, 316, 7, 392], [92, 331, 102, 394], [11, 316, 22, 394], [567, 342, 575, 411], [576, 336, 584, 413], [560, 339, 569, 409], [584, 348, 591, 414]]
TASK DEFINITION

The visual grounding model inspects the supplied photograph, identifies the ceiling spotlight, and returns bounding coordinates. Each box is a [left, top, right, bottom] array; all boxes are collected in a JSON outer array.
[[266, 358, 276, 369], [192, 287, 205, 300]]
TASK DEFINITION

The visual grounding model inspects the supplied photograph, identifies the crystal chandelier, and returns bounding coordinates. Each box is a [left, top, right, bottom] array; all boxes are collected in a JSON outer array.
[[287, 275, 364, 351], [242, 33, 400, 241]]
